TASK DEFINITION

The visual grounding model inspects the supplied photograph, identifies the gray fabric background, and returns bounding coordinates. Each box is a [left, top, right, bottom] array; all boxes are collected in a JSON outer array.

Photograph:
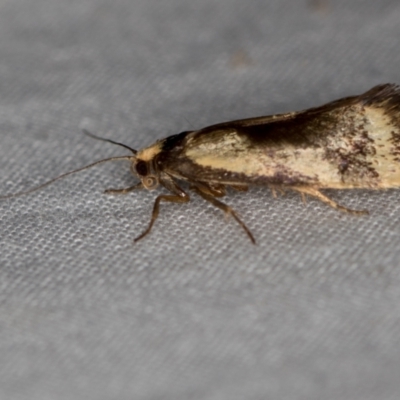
[[1, 0, 400, 399]]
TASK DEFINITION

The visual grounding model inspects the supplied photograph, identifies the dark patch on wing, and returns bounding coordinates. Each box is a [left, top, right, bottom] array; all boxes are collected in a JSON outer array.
[[234, 112, 338, 149], [190, 91, 364, 151], [161, 131, 192, 152], [192, 83, 400, 150], [359, 83, 400, 113]]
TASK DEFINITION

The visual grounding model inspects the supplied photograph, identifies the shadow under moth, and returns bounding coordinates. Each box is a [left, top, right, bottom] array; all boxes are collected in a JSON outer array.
[[2, 83, 400, 244]]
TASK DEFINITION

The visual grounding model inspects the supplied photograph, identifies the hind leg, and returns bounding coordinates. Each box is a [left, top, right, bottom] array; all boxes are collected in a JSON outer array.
[[291, 186, 369, 215]]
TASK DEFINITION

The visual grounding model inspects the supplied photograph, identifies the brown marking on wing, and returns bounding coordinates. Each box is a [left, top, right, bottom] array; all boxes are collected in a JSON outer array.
[[390, 131, 400, 162], [359, 84, 400, 163], [322, 107, 380, 184]]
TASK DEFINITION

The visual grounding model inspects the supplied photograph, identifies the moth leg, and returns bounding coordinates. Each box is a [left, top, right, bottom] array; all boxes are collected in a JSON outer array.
[[104, 182, 143, 194], [191, 186, 256, 244], [189, 182, 226, 198], [134, 193, 190, 242], [300, 192, 307, 205], [292, 186, 369, 215], [230, 184, 248, 192], [269, 185, 285, 198]]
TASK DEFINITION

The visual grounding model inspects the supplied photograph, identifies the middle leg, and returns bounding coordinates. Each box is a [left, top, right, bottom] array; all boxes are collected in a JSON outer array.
[[191, 185, 255, 244]]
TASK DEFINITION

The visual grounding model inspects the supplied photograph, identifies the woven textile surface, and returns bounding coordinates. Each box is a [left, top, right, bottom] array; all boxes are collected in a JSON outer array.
[[1, 1, 400, 399]]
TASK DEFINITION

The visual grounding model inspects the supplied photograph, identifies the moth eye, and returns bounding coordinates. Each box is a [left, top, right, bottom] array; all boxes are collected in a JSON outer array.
[[135, 160, 148, 176]]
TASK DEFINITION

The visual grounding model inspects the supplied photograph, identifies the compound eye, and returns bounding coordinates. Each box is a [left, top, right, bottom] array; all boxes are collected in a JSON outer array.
[[135, 160, 148, 176]]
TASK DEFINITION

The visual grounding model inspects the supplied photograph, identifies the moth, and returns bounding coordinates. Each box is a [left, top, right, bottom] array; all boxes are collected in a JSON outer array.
[[1, 83, 400, 243]]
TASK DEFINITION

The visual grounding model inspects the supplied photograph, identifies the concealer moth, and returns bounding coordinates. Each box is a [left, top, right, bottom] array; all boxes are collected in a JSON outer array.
[[2, 83, 400, 244]]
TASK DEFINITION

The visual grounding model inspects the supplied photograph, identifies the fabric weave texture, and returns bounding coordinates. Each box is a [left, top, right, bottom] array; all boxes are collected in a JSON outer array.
[[1, 1, 400, 399]]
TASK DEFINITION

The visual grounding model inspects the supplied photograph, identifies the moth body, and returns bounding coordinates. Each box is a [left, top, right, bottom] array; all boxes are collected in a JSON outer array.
[[2, 83, 400, 243]]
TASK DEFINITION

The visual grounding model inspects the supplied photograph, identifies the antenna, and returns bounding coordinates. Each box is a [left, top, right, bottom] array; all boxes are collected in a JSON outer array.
[[82, 129, 137, 154], [0, 155, 135, 199]]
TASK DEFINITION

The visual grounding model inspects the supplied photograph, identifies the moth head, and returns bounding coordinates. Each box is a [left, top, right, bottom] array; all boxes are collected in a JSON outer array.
[[82, 130, 160, 190], [133, 141, 164, 190], [132, 158, 159, 190]]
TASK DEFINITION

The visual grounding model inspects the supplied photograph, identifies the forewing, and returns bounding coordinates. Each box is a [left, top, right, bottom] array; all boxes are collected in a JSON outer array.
[[169, 84, 400, 189]]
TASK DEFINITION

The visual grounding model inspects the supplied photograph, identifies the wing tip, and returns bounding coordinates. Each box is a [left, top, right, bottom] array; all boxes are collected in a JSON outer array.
[[359, 83, 400, 105]]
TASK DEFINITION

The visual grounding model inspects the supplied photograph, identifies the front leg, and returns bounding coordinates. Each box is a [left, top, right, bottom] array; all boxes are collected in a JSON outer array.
[[134, 174, 189, 242], [134, 193, 189, 242], [104, 182, 143, 194]]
